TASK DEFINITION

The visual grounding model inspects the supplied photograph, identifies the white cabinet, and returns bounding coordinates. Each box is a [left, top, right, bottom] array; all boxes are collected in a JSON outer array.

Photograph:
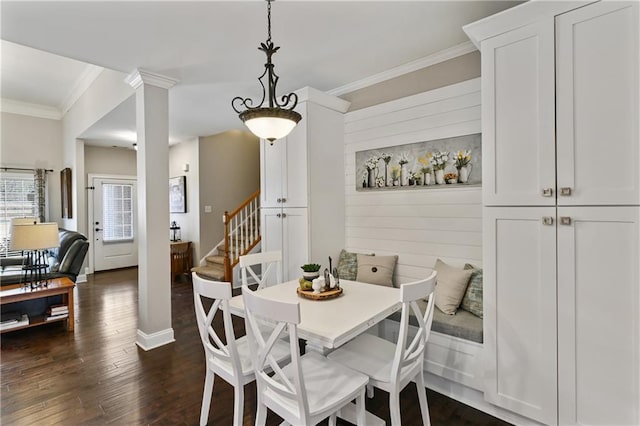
[[466, 1, 640, 425], [261, 208, 309, 285], [557, 207, 639, 425], [260, 87, 350, 281], [481, 19, 556, 206]]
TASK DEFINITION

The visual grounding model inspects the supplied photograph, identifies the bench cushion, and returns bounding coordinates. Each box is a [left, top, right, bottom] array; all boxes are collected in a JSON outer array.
[[388, 299, 483, 344]]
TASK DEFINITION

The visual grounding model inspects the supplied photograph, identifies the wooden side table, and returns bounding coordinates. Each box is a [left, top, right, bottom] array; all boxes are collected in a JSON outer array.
[[170, 241, 193, 282], [0, 277, 75, 333]]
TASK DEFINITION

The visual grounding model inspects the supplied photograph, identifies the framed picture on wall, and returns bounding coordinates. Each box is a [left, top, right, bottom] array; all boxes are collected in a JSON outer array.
[[169, 176, 187, 213]]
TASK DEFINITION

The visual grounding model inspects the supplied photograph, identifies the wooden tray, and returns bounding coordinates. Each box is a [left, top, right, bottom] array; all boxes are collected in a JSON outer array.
[[296, 287, 343, 300]]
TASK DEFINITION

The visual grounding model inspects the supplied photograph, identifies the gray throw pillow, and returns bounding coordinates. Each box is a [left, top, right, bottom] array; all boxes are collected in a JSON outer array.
[[433, 259, 473, 315], [461, 264, 483, 318], [356, 254, 397, 287]]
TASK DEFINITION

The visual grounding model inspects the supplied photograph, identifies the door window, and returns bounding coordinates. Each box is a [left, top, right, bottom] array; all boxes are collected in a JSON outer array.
[[102, 183, 134, 242]]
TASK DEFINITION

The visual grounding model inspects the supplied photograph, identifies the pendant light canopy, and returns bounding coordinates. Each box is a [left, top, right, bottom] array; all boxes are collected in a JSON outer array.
[[232, 0, 301, 144]]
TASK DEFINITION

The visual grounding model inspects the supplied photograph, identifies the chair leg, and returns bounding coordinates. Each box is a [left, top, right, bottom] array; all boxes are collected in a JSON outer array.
[[366, 383, 374, 398], [416, 371, 431, 426], [200, 370, 215, 426], [356, 390, 366, 426], [389, 387, 402, 426], [232, 383, 244, 426], [255, 401, 267, 426], [328, 413, 337, 426]]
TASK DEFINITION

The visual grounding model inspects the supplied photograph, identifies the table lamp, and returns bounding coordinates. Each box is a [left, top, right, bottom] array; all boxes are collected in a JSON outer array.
[[10, 222, 59, 288]]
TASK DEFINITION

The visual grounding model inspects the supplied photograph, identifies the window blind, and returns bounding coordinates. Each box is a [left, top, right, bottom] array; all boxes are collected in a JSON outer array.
[[102, 183, 134, 242], [0, 171, 37, 257]]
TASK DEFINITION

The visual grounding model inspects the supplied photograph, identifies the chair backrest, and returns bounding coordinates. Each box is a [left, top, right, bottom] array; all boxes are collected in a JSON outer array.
[[192, 272, 243, 379], [243, 289, 309, 419], [239, 250, 282, 289], [391, 270, 437, 384]]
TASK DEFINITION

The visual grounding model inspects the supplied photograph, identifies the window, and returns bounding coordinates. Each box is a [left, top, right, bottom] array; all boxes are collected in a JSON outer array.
[[102, 183, 134, 242], [0, 171, 37, 257]]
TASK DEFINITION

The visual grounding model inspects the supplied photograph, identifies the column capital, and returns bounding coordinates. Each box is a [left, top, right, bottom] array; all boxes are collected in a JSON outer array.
[[125, 69, 179, 90]]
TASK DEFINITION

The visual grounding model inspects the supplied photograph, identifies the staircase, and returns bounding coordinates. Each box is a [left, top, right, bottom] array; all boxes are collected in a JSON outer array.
[[191, 190, 261, 283]]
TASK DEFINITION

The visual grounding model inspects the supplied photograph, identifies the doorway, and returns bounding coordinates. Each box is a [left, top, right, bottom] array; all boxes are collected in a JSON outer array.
[[89, 175, 138, 272]]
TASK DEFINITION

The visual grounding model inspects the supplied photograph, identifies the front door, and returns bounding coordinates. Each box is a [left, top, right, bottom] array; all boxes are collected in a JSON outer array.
[[93, 177, 138, 271]]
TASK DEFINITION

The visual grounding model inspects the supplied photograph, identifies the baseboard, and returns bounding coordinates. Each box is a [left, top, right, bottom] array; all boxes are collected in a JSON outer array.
[[424, 372, 544, 426], [136, 328, 175, 351], [76, 273, 87, 283]]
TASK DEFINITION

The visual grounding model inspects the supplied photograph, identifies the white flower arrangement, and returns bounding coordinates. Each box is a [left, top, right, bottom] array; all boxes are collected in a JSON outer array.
[[375, 176, 385, 187], [398, 152, 409, 166], [380, 152, 393, 164], [365, 156, 380, 171], [429, 151, 449, 171]]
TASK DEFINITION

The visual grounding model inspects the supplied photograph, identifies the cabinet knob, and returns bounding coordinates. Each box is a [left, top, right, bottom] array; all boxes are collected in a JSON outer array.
[[276, 198, 282, 203], [541, 216, 554, 226], [560, 216, 572, 225], [281, 213, 287, 218], [281, 197, 287, 203], [276, 213, 281, 218], [560, 187, 572, 196], [542, 188, 554, 197]]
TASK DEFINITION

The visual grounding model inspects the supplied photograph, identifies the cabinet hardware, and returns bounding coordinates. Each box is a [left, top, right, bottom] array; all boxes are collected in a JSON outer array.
[[276, 198, 282, 203], [542, 188, 553, 197], [541, 216, 554, 225], [560, 217, 572, 225], [281, 213, 287, 218], [276, 213, 281, 218], [281, 197, 287, 203], [560, 187, 572, 196]]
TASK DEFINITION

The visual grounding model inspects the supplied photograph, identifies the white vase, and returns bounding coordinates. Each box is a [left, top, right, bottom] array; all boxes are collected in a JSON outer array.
[[435, 169, 445, 185], [458, 165, 472, 183]]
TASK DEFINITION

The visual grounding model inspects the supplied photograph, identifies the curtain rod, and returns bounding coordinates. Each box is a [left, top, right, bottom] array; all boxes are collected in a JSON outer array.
[[1, 167, 54, 173]]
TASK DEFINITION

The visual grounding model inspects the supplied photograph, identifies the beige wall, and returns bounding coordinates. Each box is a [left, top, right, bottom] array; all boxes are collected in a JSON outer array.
[[198, 130, 260, 257], [84, 145, 137, 176], [169, 138, 200, 263], [341, 51, 480, 111], [0, 111, 64, 223]]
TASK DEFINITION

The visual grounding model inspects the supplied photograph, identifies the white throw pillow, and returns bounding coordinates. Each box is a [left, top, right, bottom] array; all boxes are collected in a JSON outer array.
[[433, 259, 473, 315]]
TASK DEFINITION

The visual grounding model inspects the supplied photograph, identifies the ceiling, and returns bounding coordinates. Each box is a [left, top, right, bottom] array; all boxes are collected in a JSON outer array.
[[1, 1, 522, 146]]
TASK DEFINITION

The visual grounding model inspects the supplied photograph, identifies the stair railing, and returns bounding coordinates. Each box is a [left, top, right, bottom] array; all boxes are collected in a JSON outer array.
[[223, 189, 261, 281]]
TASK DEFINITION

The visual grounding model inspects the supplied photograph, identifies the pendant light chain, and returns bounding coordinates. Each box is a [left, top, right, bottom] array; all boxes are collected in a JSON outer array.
[[267, 0, 272, 44]]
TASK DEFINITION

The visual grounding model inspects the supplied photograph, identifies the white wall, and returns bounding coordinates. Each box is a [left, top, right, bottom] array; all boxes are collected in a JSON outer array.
[[0, 111, 63, 223], [344, 79, 482, 284], [169, 138, 200, 263]]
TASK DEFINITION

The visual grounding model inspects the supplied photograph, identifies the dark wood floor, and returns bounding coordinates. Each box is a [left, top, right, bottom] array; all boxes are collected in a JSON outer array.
[[1, 268, 510, 425]]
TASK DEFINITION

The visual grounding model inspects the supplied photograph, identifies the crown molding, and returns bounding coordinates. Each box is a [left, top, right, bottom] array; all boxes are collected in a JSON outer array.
[[295, 86, 351, 113], [125, 69, 179, 90], [0, 98, 62, 120], [327, 41, 477, 97], [59, 65, 104, 115]]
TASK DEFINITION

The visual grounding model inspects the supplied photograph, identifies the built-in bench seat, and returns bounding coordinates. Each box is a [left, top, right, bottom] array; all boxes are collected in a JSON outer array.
[[387, 299, 483, 344]]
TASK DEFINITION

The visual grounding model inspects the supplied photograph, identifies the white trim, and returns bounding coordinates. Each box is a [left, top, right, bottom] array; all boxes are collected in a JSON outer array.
[[136, 328, 175, 351], [59, 65, 104, 115], [328, 41, 477, 97], [295, 86, 351, 112], [0, 98, 62, 120], [125, 69, 179, 90], [76, 273, 87, 283]]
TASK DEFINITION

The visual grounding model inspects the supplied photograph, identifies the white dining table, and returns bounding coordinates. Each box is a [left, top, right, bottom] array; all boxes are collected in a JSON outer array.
[[228, 279, 401, 350], [228, 279, 401, 425]]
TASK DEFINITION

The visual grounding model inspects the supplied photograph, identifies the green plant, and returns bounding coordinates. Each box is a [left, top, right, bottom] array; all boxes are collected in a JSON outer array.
[[301, 263, 321, 272]]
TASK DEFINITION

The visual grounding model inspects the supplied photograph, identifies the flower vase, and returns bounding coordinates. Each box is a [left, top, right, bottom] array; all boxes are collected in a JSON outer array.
[[435, 169, 445, 185], [368, 169, 375, 188], [400, 165, 405, 186], [423, 173, 431, 185], [458, 165, 472, 183], [384, 164, 389, 186]]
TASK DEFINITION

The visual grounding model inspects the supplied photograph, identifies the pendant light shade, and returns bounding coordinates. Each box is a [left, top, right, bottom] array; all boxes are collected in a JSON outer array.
[[232, 0, 301, 144]]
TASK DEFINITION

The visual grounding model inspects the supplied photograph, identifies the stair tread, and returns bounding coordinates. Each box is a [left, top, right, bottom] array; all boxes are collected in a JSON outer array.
[[205, 255, 225, 264], [191, 265, 225, 281]]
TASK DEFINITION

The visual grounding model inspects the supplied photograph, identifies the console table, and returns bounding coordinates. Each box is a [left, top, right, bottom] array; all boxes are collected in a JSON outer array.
[[0, 277, 75, 333], [170, 241, 192, 281]]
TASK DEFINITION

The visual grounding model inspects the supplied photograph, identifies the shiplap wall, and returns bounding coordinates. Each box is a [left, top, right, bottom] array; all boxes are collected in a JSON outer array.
[[344, 78, 482, 284]]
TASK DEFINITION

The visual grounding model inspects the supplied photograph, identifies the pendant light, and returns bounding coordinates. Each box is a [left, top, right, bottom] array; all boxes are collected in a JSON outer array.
[[232, 0, 301, 144]]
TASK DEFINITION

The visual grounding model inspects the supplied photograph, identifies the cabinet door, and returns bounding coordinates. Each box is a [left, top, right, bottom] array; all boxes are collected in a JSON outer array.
[[260, 208, 284, 286], [281, 208, 309, 281], [556, 2, 639, 206], [557, 207, 640, 425], [260, 139, 285, 208], [282, 115, 308, 208], [483, 207, 558, 425], [481, 19, 556, 206]]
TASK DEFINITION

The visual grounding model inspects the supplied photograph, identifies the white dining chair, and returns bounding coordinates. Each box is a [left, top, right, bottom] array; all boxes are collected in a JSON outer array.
[[239, 250, 282, 289], [327, 271, 437, 426], [192, 272, 290, 426], [242, 287, 370, 426]]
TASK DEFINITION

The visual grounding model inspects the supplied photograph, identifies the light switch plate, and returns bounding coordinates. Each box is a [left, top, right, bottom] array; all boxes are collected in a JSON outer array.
[[204, 205, 212, 213]]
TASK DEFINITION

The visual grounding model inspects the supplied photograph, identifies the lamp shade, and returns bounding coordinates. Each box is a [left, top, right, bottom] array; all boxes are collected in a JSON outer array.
[[239, 107, 302, 142], [10, 217, 40, 226], [10, 223, 59, 250]]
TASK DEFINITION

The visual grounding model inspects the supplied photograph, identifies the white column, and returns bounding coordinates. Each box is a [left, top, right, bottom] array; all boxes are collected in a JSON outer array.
[[126, 69, 178, 350]]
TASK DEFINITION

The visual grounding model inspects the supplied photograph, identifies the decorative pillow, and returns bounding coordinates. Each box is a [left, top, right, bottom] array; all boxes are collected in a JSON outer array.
[[433, 259, 473, 315], [337, 249, 373, 281], [461, 264, 483, 318], [356, 254, 397, 287]]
